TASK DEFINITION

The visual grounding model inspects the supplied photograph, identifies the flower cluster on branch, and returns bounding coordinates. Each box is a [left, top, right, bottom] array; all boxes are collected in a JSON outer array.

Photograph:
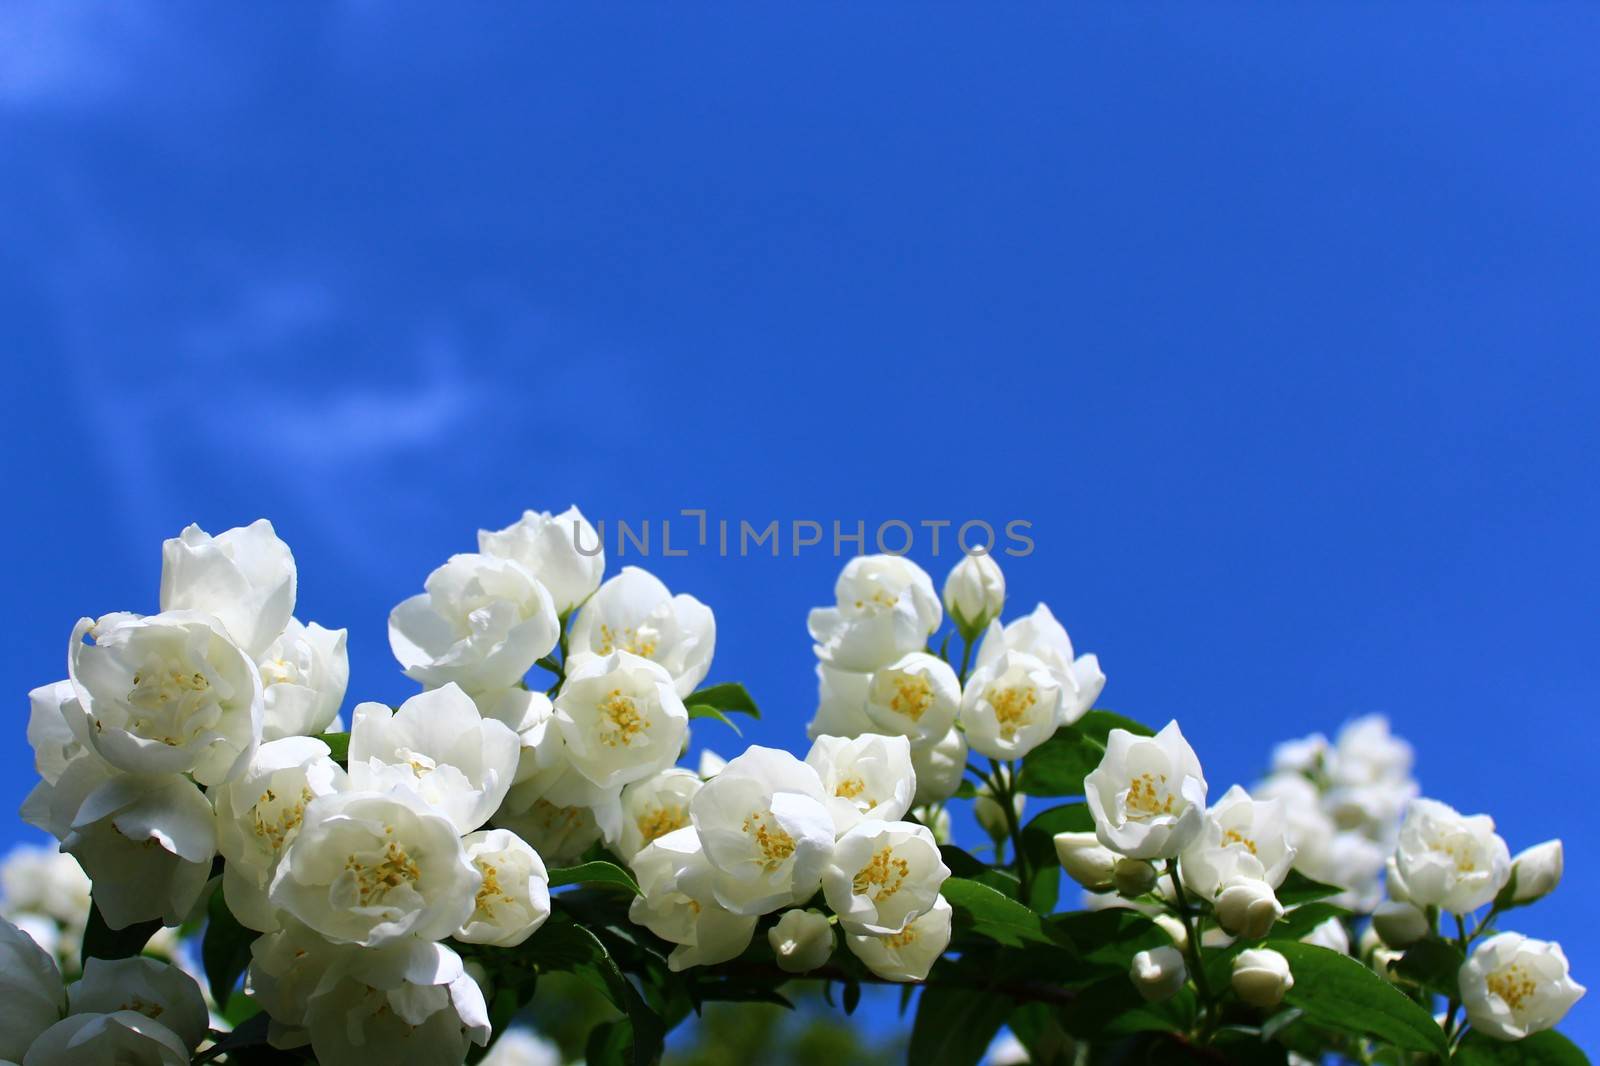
[[3, 507, 1586, 1065]]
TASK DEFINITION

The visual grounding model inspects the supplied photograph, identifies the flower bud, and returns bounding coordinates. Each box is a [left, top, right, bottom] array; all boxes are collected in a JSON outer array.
[[1214, 876, 1283, 939], [1232, 948, 1294, 1008], [943, 553, 1005, 636], [1129, 945, 1187, 1003], [1153, 914, 1189, 953], [1510, 839, 1563, 903], [1113, 858, 1160, 899], [768, 909, 835, 974], [1053, 832, 1117, 893], [1371, 900, 1431, 949]]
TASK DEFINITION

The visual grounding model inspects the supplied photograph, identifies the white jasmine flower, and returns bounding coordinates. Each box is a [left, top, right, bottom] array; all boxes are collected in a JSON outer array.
[[1459, 933, 1585, 1041], [160, 520, 297, 660], [494, 794, 609, 866], [807, 665, 875, 741], [1130, 945, 1187, 1003], [974, 603, 1104, 727], [910, 728, 968, 806], [844, 894, 952, 982], [617, 769, 703, 863], [1371, 901, 1431, 948], [1179, 785, 1296, 897], [68, 611, 263, 786], [479, 506, 605, 617], [805, 734, 916, 833], [389, 552, 559, 694], [1083, 721, 1208, 860], [1509, 840, 1563, 903], [628, 828, 757, 971], [269, 789, 479, 947], [1232, 948, 1294, 1008], [244, 918, 342, 1047], [0, 916, 65, 1061], [1213, 875, 1284, 939], [23, 1011, 190, 1066], [69, 957, 208, 1051], [1054, 831, 1118, 893], [301, 940, 491, 1066], [823, 820, 948, 935], [1393, 798, 1510, 914], [567, 567, 715, 698], [257, 619, 348, 740], [808, 555, 941, 673], [959, 650, 1063, 760], [473, 687, 564, 792], [943, 553, 1005, 636], [769, 909, 834, 974], [348, 684, 520, 834], [479, 1028, 563, 1066], [552, 652, 689, 790], [689, 746, 836, 915], [454, 829, 551, 947], [214, 736, 347, 932], [863, 653, 961, 748], [60, 774, 217, 930], [1271, 733, 1330, 776]]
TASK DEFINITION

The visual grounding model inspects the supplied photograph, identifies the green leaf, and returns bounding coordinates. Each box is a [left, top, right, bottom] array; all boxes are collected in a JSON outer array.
[[312, 730, 350, 763], [1271, 901, 1352, 941], [1389, 937, 1465, 997], [1051, 908, 1172, 972], [1275, 869, 1346, 905], [82, 897, 162, 961], [202, 885, 260, 1011], [1017, 711, 1152, 797], [525, 918, 663, 1066], [684, 682, 761, 718], [687, 703, 742, 735], [1453, 1029, 1590, 1066], [1263, 940, 1448, 1055], [941, 876, 1058, 947], [908, 984, 1013, 1066], [548, 861, 641, 895]]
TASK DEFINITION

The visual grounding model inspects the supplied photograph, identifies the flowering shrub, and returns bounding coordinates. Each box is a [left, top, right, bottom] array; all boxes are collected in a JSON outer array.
[[6, 510, 1586, 1064]]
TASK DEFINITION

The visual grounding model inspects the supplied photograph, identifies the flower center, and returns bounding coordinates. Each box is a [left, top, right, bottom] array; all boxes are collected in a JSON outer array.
[[597, 623, 658, 659], [1439, 836, 1479, 873], [889, 675, 935, 721], [636, 804, 689, 846], [884, 925, 920, 948], [250, 785, 315, 854], [473, 860, 516, 918], [345, 839, 422, 906], [598, 689, 648, 747], [395, 747, 438, 776], [1221, 828, 1258, 854], [1487, 963, 1539, 1012], [988, 683, 1038, 740], [852, 846, 911, 902], [852, 589, 899, 613], [259, 657, 300, 687], [1125, 773, 1176, 819], [835, 776, 867, 800], [127, 666, 215, 745], [742, 810, 796, 872]]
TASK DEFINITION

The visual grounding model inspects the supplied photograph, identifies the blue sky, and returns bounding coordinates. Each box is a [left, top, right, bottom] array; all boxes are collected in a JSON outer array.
[[2, 2, 1597, 1050]]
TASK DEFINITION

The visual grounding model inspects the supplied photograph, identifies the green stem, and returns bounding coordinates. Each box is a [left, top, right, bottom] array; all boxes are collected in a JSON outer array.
[[957, 632, 975, 685], [987, 758, 1029, 886], [1442, 913, 1470, 1040], [1165, 860, 1217, 1043]]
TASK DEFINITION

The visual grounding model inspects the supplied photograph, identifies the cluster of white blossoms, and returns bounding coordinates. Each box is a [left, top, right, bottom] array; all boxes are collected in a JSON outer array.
[[10, 507, 1586, 1063], [1258, 716, 1420, 910], [0, 915, 217, 1065], [807, 552, 1104, 810], [1055, 713, 1584, 1047]]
